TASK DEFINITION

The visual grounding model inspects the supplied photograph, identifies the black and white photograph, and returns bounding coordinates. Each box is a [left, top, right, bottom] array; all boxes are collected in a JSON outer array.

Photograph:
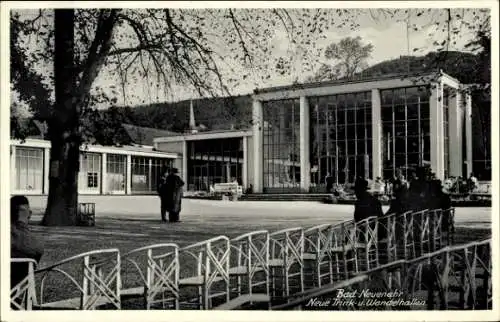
[[1, 1, 498, 320]]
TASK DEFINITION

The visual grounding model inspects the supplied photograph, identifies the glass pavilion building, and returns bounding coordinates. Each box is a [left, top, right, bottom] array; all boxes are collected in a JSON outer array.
[[248, 71, 473, 193]]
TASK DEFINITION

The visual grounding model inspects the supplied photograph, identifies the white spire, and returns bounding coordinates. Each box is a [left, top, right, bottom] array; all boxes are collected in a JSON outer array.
[[189, 100, 197, 133]]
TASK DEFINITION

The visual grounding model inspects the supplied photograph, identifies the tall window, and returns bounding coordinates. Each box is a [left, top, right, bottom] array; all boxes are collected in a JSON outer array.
[[262, 99, 300, 193], [15, 147, 44, 192], [79, 152, 101, 192], [309, 92, 372, 188], [381, 86, 431, 180], [131, 156, 150, 193], [106, 154, 126, 192]]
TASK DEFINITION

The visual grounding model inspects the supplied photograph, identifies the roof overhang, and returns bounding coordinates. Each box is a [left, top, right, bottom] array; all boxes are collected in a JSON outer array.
[[154, 130, 253, 143], [11, 139, 178, 159], [252, 72, 456, 101]]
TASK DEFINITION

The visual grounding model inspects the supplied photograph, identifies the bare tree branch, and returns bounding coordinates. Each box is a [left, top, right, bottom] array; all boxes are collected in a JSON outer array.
[[228, 9, 253, 66], [108, 43, 162, 56]]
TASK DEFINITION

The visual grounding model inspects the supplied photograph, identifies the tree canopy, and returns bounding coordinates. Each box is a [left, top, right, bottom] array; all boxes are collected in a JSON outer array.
[[308, 36, 374, 82]]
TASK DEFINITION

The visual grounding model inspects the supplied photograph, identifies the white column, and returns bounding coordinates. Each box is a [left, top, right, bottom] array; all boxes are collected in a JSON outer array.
[[101, 153, 107, 195], [126, 154, 132, 194], [11, 145, 16, 194], [242, 136, 248, 189], [465, 93, 473, 176], [430, 82, 445, 180], [43, 147, 50, 194], [439, 81, 446, 179], [148, 158, 152, 192], [371, 89, 382, 180], [448, 89, 463, 177], [182, 140, 188, 191], [299, 96, 310, 192], [253, 99, 263, 193]]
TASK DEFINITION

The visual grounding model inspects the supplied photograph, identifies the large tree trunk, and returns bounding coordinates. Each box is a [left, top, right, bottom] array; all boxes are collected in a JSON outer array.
[[42, 9, 79, 226], [41, 9, 119, 226]]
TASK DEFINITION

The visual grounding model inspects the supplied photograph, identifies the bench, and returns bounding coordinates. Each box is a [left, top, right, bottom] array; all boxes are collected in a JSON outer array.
[[120, 244, 179, 309], [178, 236, 231, 309], [225, 230, 271, 309], [213, 183, 243, 196], [269, 227, 305, 300], [11, 258, 37, 310], [303, 224, 335, 288], [35, 249, 121, 310], [77, 203, 96, 226]]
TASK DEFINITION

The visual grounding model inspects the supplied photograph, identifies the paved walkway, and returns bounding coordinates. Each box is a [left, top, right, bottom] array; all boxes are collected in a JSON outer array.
[[27, 195, 491, 229]]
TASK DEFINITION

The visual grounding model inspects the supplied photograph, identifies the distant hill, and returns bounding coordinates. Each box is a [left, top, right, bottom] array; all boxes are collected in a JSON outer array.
[[361, 51, 479, 84], [127, 94, 253, 133]]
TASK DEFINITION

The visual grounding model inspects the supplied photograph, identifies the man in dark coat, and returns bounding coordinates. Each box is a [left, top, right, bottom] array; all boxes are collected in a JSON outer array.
[[11, 196, 44, 289], [407, 166, 432, 212], [163, 168, 185, 223], [386, 169, 409, 216], [157, 166, 170, 222], [351, 177, 385, 253], [353, 177, 384, 223]]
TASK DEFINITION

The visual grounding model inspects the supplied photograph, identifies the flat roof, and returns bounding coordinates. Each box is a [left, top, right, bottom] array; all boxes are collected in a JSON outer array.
[[11, 139, 178, 159], [254, 71, 456, 95], [252, 71, 462, 101], [154, 129, 253, 143]]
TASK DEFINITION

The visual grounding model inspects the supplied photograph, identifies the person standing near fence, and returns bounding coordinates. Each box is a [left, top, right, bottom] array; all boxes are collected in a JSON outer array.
[[163, 168, 185, 223], [407, 166, 432, 212], [386, 168, 409, 216], [11, 196, 44, 289], [353, 177, 383, 223]]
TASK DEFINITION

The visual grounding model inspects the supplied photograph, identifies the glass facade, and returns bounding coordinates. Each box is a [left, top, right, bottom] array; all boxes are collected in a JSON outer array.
[[131, 156, 172, 193], [187, 138, 243, 191], [262, 99, 301, 193], [380, 86, 431, 180], [78, 152, 101, 192], [15, 147, 44, 192], [309, 92, 372, 189], [106, 154, 126, 193]]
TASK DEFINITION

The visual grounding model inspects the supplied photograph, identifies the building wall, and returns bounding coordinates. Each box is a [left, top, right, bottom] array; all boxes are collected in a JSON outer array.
[[156, 141, 184, 154], [11, 139, 176, 196]]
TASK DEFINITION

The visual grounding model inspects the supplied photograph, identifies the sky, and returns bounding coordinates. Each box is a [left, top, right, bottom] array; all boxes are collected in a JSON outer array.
[[11, 5, 490, 110]]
